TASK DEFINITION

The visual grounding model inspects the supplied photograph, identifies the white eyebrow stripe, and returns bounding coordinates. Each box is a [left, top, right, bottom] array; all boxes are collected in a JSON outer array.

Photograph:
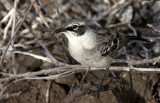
[[66, 22, 85, 27]]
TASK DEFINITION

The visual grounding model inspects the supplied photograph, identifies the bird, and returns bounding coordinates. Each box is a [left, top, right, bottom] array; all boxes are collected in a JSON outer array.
[[53, 19, 149, 97]]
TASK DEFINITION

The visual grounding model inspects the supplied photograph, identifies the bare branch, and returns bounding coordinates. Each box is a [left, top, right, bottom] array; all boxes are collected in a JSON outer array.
[[46, 80, 52, 103], [13, 50, 160, 66], [0, 92, 22, 101], [71, 0, 100, 26], [31, 0, 49, 28], [96, 0, 133, 21], [113, 56, 160, 65], [0, 65, 160, 83], [147, 24, 160, 33], [11, 0, 19, 75], [0, 1, 35, 67]]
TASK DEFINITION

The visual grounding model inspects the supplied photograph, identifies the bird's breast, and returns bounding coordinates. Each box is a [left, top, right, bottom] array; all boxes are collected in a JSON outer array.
[[68, 42, 113, 68], [66, 30, 113, 68]]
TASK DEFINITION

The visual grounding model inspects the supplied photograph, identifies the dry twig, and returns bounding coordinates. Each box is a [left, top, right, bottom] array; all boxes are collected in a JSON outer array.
[[0, 92, 22, 101], [46, 80, 52, 103], [0, 0, 35, 67], [13, 51, 160, 66], [147, 24, 160, 33], [31, 0, 49, 28], [0, 65, 160, 83]]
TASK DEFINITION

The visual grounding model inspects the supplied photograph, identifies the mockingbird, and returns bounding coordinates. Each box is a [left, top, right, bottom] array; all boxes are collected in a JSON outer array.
[[53, 19, 149, 97]]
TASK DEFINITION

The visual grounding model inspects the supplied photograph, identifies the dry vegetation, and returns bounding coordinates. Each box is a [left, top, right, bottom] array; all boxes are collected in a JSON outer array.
[[0, 0, 160, 103]]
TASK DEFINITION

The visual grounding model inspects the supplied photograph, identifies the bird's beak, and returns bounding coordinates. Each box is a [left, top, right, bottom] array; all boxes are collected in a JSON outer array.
[[54, 28, 66, 34], [50, 28, 66, 36]]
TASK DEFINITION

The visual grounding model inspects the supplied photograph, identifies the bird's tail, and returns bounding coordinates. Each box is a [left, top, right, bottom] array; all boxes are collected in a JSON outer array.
[[126, 36, 150, 43]]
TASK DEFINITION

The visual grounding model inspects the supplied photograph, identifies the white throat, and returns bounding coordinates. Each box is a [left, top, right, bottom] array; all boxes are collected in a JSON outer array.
[[64, 29, 96, 49]]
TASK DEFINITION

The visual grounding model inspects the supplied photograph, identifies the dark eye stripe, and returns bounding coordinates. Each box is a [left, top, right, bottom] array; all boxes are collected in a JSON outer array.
[[66, 26, 84, 31], [66, 27, 73, 31]]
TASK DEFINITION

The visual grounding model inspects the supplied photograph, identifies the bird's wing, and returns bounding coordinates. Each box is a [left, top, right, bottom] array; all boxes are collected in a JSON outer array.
[[95, 28, 127, 57]]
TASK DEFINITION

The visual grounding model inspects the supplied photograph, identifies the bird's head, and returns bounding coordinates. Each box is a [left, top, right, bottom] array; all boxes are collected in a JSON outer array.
[[54, 19, 87, 38]]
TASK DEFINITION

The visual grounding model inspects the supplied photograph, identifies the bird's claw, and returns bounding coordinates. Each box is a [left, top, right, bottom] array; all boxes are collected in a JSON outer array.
[[87, 85, 105, 98], [68, 81, 84, 95]]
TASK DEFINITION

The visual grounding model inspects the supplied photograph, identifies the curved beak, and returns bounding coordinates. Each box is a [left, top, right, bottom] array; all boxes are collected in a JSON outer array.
[[54, 28, 66, 33], [50, 28, 66, 36]]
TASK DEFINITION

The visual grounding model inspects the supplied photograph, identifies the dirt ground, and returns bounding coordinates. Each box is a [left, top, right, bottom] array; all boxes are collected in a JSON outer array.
[[0, 54, 159, 103], [1, 69, 160, 103], [0, 0, 160, 103]]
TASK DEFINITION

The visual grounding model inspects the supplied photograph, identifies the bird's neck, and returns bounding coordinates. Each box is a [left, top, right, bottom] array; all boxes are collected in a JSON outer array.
[[65, 29, 96, 50]]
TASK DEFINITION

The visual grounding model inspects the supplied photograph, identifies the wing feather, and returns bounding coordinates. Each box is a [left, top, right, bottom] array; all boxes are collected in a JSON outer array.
[[95, 28, 127, 57]]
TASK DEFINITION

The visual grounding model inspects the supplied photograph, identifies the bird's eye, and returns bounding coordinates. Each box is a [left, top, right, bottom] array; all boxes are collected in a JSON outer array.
[[72, 25, 78, 30]]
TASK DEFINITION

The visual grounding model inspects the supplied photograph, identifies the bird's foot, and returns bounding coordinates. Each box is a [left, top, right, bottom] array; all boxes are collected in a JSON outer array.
[[87, 84, 105, 98], [68, 67, 91, 95], [68, 80, 84, 95]]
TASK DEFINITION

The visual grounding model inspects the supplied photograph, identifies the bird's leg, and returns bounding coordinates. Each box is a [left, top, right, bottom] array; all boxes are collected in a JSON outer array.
[[68, 67, 91, 94], [89, 68, 109, 98], [79, 67, 91, 90]]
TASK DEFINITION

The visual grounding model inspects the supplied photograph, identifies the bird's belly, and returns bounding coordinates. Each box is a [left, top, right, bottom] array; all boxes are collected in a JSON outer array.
[[80, 56, 113, 68], [69, 46, 113, 68]]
